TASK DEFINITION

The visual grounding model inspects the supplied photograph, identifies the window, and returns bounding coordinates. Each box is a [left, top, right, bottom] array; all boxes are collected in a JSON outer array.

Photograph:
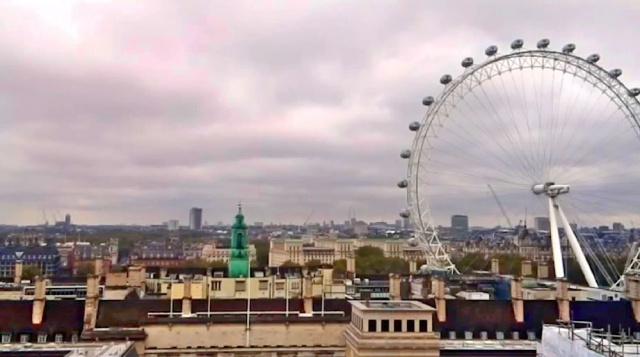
[[1, 333, 10, 343], [235, 281, 246, 292], [276, 282, 285, 290], [20, 334, 29, 343], [55, 334, 63, 343], [37, 334, 47, 343], [213, 271, 224, 278], [211, 281, 222, 291], [407, 320, 415, 332], [480, 331, 488, 340], [464, 331, 473, 340], [368, 320, 377, 332], [259, 280, 269, 291], [393, 320, 402, 332], [381, 320, 389, 332], [496, 331, 505, 340], [448, 331, 456, 340], [419, 320, 428, 332], [512, 331, 520, 340], [71, 334, 78, 343], [527, 331, 536, 340]]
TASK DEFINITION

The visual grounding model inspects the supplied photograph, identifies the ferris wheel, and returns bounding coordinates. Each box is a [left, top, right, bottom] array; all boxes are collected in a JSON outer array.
[[398, 39, 640, 286]]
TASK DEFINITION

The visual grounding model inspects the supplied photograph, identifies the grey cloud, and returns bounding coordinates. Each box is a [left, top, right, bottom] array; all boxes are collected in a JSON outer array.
[[0, 1, 639, 226]]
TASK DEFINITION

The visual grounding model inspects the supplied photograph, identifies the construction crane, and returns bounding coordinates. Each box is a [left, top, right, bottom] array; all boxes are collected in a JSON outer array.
[[303, 209, 316, 226], [487, 184, 513, 228], [41, 209, 49, 227]]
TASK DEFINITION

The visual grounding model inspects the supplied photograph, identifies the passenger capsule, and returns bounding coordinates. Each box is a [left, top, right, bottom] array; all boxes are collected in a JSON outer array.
[[537, 39, 550, 49], [397, 179, 408, 188], [562, 43, 576, 54], [511, 39, 524, 50], [440, 74, 452, 85], [461, 57, 474, 68], [422, 96, 434, 106], [409, 122, 421, 131], [399, 209, 411, 218], [400, 150, 411, 159], [609, 69, 622, 79], [407, 238, 418, 247], [587, 54, 600, 63], [629, 88, 640, 97], [485, 45, 498, 56]]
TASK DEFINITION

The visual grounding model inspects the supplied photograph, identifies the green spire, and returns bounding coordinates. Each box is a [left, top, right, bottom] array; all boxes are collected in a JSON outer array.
[[228, 203, 249, 278]]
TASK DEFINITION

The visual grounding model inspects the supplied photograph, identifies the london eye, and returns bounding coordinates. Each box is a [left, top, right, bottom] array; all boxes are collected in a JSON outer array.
[[398, 39, 640, 288]]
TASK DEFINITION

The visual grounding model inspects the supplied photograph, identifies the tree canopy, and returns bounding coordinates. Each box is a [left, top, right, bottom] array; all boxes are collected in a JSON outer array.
[[22, 265, 42, 280], [353, 246, 409, 275], [281, 260, 301, 267]]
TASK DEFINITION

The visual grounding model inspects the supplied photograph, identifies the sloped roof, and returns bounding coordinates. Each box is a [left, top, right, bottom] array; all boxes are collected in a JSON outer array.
[[0, 300, 84, 334]]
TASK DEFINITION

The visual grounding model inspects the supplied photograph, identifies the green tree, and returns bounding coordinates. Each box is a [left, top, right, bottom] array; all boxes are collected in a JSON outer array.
[[252, 239, 270, 267], [354, 247, 409, 274], [281, 260, 301, 267], [75, 262, 95, 277], [22, 265, 42, 280], [333, 259, 347, 276], [305, 259, 323, 268]]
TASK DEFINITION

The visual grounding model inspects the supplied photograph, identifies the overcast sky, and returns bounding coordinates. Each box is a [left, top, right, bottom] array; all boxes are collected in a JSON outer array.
[[1, 1, 639, 226]]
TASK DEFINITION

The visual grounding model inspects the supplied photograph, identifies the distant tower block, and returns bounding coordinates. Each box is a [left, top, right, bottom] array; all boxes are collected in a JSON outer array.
[[228, 205, 249, 278]]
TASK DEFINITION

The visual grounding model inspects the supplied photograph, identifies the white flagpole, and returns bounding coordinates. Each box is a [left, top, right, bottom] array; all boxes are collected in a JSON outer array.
[[207, 276, 211, 317], [285, 275, 289, 317], [169, 280, 174, 317], [246, 258, 251, 347], [321, 273, 325, 317]]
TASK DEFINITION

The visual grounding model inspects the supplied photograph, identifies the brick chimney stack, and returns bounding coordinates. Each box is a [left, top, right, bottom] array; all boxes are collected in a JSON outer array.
[[510, 277, 524, 323], [433, 276, 446, 322], [83, 274, 100, 331], [556, 278, 570, 322], [182, 277, 193, 317], [14, 261, 23, 284], [31, 276, 46, 325], [491, 258, 500, 275], [521, 260, 533, 277], [537, 262, 549, 280], [388, 274, 401, 301], [303, 275, 313, 314], [626, 276, 640, 323]]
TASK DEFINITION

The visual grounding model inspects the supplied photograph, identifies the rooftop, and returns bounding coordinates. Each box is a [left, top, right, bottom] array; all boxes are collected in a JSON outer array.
[[350, 300, 436, 312]]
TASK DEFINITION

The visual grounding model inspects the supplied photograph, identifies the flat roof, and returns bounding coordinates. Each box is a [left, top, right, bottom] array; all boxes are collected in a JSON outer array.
[[349, 300, 436, 312]]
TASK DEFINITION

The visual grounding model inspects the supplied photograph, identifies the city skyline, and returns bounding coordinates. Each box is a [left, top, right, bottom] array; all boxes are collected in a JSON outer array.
[[1, 1, 639, 226]]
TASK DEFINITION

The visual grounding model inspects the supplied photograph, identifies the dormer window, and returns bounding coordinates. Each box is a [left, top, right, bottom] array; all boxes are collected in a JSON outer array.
[[1, 333, 11, 343], [464, 331, 473, 340], [480, 331, 488, 340], [37, 334, 47, 343], [496, 331, 505, 340], [449, 331, 456, 340]]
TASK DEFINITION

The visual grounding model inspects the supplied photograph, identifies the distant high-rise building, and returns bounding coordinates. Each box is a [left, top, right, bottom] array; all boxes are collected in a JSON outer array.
[[451, 215, 469, 237], [613, 222, 625, 231], [166, 220, 179, 231], [534, 217, 551, 232], [64, 214, 71, 232], [189, 207, 203, 230], [403, 217, 411, 230], [350, 218, 357, 227], [395, 219, 402, 230]]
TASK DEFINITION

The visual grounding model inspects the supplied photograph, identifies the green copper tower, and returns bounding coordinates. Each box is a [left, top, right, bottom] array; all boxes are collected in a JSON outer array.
[[228, 204, 250, 278]]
